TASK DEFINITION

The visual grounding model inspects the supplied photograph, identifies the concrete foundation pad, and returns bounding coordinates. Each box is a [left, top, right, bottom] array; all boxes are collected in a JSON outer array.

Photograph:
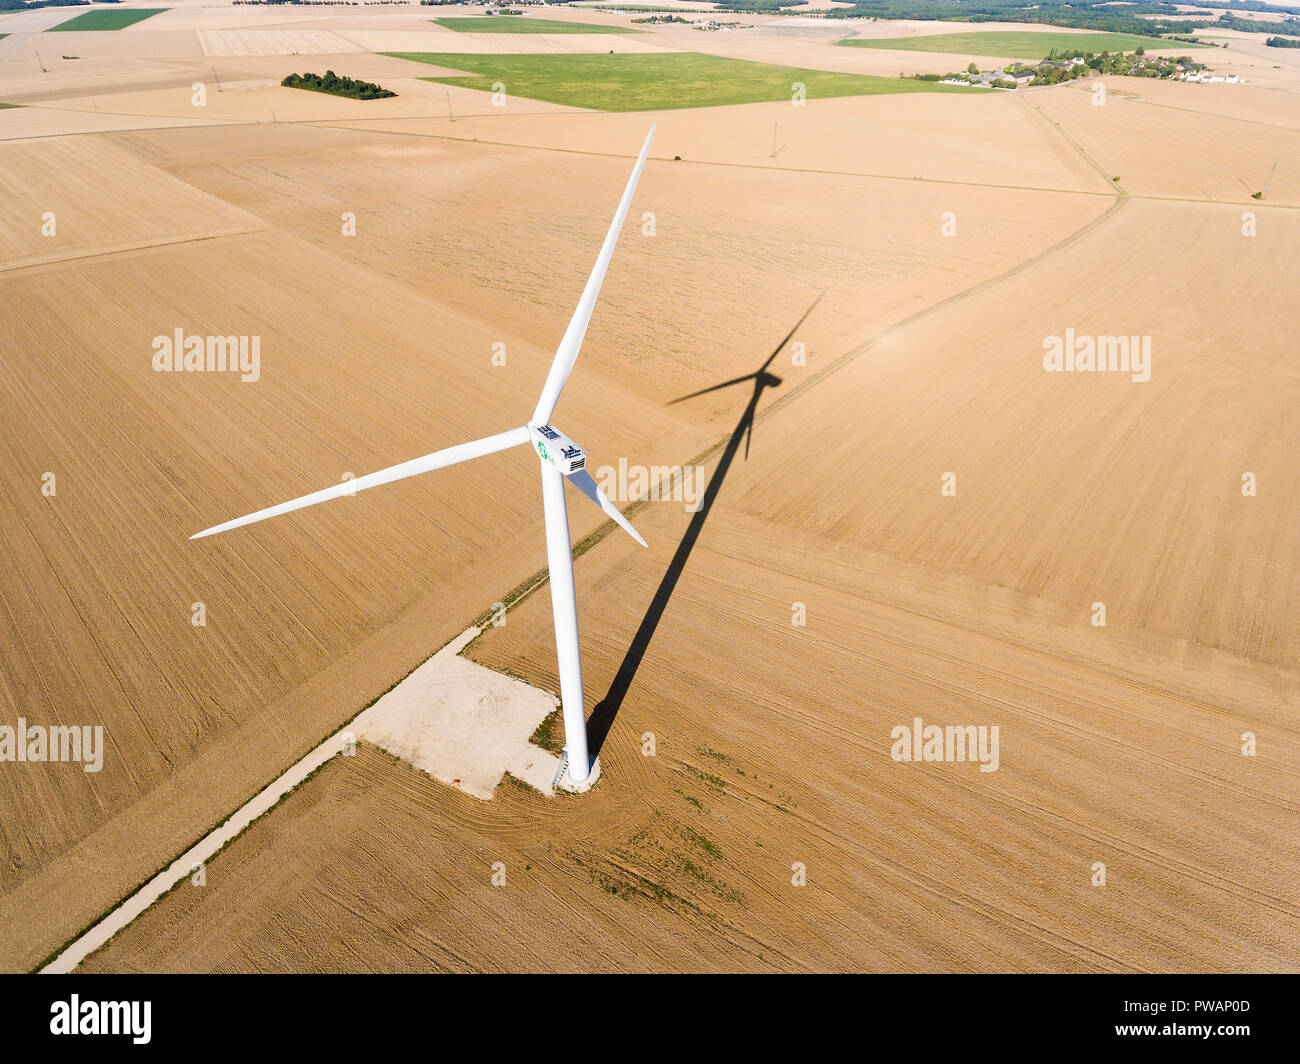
[[354, 626, 569, 800], [554, 753, 602, 795]]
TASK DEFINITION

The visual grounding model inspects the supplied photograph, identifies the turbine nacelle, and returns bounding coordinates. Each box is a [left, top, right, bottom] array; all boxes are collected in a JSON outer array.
[[528, 423, 586, 476]]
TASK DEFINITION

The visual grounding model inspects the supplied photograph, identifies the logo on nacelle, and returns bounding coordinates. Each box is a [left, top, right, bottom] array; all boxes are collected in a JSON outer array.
[[528, 424, 586, 475]]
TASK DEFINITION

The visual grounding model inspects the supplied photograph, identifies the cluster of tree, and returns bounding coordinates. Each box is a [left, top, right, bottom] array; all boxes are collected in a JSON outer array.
[[709, 0, 806, 11], [1266, 35, 1300, 47], [1208, 11, 1300, 35], [923, 48, 1204, 88], [1028, 62, 1086, 85], [570, 4, 699, 11], [1224, 1, 1300, 11], [555, 0, 1300, 27], [632, 14, 691, 22], [1017, 49, 1204, 82], [817, 0, 1299, 38], [1098, 52, 1201, 78], [571, 4, 688, 9], [281, 71, 397, 99]]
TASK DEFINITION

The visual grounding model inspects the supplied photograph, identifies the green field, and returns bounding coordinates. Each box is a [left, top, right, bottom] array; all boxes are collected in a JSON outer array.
[[0, 102, 19, 110], [48, 9, 169, 32], [838, 30, 1205, 59], [432, 16, 635, 34], [385, 51, 977, 111]]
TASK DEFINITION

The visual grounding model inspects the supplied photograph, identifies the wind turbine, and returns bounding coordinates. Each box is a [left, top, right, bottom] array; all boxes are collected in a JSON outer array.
[[191, 126, 657, 784]]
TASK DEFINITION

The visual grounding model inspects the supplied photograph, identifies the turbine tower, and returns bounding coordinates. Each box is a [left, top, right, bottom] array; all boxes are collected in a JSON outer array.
[[191, 126, 657, 784]]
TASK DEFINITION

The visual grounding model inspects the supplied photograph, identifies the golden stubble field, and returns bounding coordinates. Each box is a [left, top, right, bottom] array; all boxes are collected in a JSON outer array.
[[126, 116, 1108, 419], [1024, 77, 1300, 204], [0, 93, 1111, 970], [1, 5, 1297, 973], [81, 190, 1300, 972], [0, 125, 714, 969]]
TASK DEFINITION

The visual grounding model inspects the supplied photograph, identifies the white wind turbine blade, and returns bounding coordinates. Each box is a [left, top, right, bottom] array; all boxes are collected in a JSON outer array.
[[191, 425, 531, 540], [531, 124, 655, 426], [566, 468, 647, 548]]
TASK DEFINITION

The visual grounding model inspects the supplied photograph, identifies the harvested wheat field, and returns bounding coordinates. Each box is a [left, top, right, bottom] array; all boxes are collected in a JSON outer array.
[[0, 131, 722, 971], [0, 2, 1297, 982], [0, 112, 1099, 970], [1025, 77, 1300, 204], [79, 193, 1300, 973], [127, 120, 1108, 420], [0, 136, 263, 268], [324, 89, 1109, 192]]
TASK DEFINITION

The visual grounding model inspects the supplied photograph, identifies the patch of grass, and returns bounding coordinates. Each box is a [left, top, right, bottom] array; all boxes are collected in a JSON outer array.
[[571, 849, 700, 909], [529, 708, 565, 757], [839, 30, 1204, 60], [385, 51, 979, 112], [682, 824, 722, 860], [0, 102, 19, 110], [498, 771, 543, 797], [674, 788, 705, 811], [683, 763, 729, 792], [48, 9, 169, 32], [433, 16, 636, 34], [572, 812, 741, 910]]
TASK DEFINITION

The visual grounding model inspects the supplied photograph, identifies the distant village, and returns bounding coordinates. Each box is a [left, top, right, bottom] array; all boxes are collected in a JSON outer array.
[[922, 49, 1224, 90], [618, 12, 742, 30]]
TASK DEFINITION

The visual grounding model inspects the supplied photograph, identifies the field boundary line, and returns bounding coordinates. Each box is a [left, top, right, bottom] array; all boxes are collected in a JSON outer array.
[[1017, 90, 1125, 195], [307, 116, 1118, 200], [0, 108, 249, 144], [0, 226, 270, 277]]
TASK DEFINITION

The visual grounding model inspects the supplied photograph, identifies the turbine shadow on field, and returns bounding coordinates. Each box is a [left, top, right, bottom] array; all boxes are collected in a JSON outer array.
[[586, 295, 823, 757]]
